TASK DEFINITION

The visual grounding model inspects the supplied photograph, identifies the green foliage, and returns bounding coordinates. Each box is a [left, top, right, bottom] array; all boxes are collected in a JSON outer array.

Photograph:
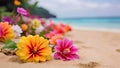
[[21, 1, 56, 18], [3, 39, 17, 50], [0, 0, 56, 19], [39, 30, 47, 37], [0, 7, 13, 17], [0, 7, 6, 12]]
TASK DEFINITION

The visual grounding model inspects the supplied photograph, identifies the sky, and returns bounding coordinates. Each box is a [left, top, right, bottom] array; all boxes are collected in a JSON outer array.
[[30, 0, 120, 18]]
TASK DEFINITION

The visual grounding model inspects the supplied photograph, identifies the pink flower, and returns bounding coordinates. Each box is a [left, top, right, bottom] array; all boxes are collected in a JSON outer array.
[[54, 38, 79, 61], [44, 31, 55, 39], [17, 7, 29, 16], [44, 30, 58, 39]]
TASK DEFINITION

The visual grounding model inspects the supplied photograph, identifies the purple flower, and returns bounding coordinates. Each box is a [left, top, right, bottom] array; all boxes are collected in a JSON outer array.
[[17, 7, 28, 16], [2, 16, 12, 24], [54, 38, 79, 61]]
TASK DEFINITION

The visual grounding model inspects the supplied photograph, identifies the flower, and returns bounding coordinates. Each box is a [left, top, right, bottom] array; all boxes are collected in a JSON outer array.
[[21, 24, 28, 31], [16, 35, 52, 62], [17, 7, 28, 16], [12, 25, 23, 38], [55, 25, 65, 34], [14, 0, 21, 6], [54, 23, 72, 34], [0, 22, 14, 42], [64, 25, 72, 32], [44, 30, 56, 39], [54, 38, 79, 61], [2, 16, 12, 24], [35, 25, 44, 34], [49, 34, 63, 45], [31, 19, 41, 29]]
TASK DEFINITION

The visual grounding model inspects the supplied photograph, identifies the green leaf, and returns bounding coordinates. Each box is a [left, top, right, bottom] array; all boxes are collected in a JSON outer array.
[[32, 1, 38, 8], [0, 7, 6, 12], [3, 39, 17, 50], [39, 30, 47, 38], [1, 12, 13, 16]]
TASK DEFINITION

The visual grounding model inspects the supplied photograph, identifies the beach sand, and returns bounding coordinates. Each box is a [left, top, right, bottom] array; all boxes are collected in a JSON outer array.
[[0, 29, 120, 68]]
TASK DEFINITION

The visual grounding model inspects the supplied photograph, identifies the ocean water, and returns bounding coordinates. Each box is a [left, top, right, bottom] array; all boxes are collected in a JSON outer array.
[[51, 17, 120, 30]]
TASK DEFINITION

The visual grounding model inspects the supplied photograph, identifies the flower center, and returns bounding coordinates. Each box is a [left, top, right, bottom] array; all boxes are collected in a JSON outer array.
[[63, 48, 70, 54], [31, 49, 38, 54]]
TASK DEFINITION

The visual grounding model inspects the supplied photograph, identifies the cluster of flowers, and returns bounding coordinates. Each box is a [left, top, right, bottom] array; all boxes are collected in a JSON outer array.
[[0, 7, 79, 62]]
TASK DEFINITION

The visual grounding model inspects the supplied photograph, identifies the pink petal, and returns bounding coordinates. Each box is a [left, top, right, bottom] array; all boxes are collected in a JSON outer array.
[[54, 52, 60, 59], [70, 46, 78, 54], [66, 54, 79, 60], [54, 52, 66, 60], [55, 39, 64, 51], [63, 38, 73, 48]]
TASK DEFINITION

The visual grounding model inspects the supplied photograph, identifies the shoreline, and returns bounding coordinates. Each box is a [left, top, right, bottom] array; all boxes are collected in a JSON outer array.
[[72, 26, 120, 33]]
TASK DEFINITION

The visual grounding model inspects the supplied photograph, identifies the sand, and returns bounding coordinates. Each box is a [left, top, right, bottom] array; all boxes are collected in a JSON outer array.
[[0, 29, 120, 68]]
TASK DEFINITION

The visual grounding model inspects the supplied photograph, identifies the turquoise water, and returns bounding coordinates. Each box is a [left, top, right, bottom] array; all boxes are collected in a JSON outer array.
[[51, 17, 120, 29]]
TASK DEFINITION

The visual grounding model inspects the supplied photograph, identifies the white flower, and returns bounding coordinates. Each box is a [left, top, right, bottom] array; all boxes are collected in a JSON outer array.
[[35, 25, 44, 34], [12, 25, 23, 38]]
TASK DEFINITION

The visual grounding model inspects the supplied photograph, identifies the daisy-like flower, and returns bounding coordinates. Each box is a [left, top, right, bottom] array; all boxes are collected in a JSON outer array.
[[31, 19, 41, 29], [16, 35, 52, 62], [54, 38, 79, 61], [49, 34, 63, 45], [12, 25, 23, 38], [17, 7, 28, 16], [0, 22, 14, 42], [35, 25, 44, 34]]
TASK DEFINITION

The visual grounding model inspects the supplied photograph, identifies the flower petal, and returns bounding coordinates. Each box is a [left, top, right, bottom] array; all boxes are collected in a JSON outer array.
[[66, 54, 79, 60], [70, 46, 78, 54]]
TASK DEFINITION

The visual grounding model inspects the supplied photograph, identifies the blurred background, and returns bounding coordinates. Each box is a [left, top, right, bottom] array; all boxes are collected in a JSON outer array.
[[0, 0, 120, 29]]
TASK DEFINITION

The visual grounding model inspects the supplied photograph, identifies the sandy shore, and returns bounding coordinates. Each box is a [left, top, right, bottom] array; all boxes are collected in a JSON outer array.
[[0, 29, 120, 68]]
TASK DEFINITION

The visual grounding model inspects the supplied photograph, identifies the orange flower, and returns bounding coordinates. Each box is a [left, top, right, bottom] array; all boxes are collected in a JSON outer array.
[[55, 25, 65, 34], [64, 25, 72, 32], [49, 34, 63, 45], [0, 22, 14, 42], [14, 0, 21, 6], [21, 24, 28, 31], [16, 35, 52, 62]]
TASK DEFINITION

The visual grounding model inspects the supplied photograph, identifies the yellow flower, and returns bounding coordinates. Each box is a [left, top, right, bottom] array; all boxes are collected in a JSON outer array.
[[31, 19, 41, 29], [0, 22, 14, 42], [16, 35, 52, 62], [14, 0, 21, 6]]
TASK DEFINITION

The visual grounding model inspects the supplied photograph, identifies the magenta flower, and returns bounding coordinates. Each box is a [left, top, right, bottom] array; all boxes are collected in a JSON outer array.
[[2, 16, 12, 24], [17, 7, 28, 16], [54, 38, 79, 61]]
